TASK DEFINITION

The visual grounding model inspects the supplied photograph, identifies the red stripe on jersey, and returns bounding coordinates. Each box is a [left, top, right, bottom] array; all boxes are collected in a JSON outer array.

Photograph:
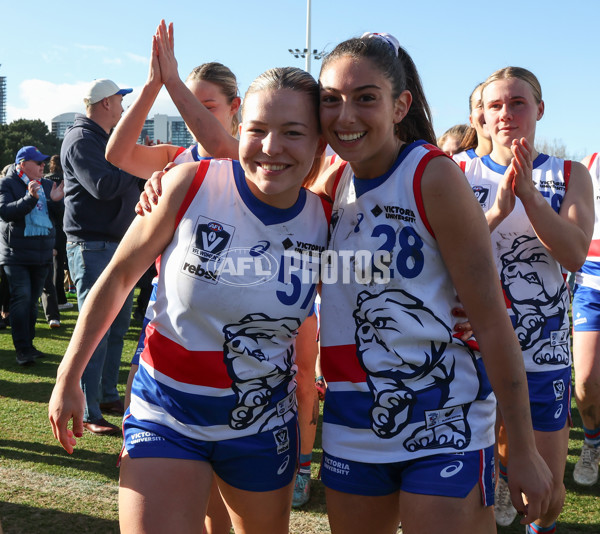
[[331, 162, 348, 203], [141, 325, 232, 388], [502, 288, 512, 309], [320, 196, 333, 225], [588, 239, 600, 257], [459, 160, 467, 173], [588, 153, 598, 171], [321, 344, 366, 383], [564, 160, 571, 190], [413, 145, 446, 238], [175, 159, 211, 228], [171, 146, 186, 162]]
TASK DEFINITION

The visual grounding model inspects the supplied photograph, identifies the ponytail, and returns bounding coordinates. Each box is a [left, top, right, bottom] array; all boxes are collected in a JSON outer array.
[[321, 33, 436, 145]]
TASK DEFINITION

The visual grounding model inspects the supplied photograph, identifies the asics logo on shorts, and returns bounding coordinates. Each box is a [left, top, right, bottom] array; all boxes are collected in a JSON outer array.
[[440, 461, 463, 478], [277, 455, 290, 475], [554, 404, 563, 419]]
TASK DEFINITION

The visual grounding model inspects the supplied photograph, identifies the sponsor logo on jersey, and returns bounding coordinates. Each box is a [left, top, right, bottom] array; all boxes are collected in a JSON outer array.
[[440, 461, 463, 478], [425, 406, 464, 429], [276, 392, 296, 417], [273, 427, 290, 454], [550, 329, 569, 346], [383, 205, 416, 223]]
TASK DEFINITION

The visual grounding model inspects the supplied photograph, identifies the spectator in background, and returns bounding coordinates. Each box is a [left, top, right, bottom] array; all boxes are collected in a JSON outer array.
[[40, 155, 67, 328], [0, 165, 11, 330], [60, 79, 140, 436], [437, 123, 469, 156], [44, 155, 71, 311], [0, 146, 64, 365]]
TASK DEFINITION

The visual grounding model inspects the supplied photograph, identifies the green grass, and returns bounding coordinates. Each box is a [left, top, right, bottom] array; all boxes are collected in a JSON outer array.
[[0, 297, 598, 533]]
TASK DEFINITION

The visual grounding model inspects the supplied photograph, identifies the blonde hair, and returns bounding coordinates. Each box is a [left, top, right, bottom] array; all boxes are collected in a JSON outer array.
[[186, 62, 240, 136], [482, 67, 542, 104]]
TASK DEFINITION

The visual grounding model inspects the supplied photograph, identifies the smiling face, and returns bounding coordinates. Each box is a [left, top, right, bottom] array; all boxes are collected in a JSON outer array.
[[319, 55, 410, 179], [482, 77, 544, 151], [187, 78, 240, 137], [238, 88, 321, 209]]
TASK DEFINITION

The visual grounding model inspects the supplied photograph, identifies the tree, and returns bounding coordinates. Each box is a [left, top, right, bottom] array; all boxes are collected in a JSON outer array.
[[0, 119, 62, 170]]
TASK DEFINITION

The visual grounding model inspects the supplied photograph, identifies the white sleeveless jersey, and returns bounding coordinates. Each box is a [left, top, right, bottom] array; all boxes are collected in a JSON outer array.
[[172, 144, 205, 164], [575, 153, 600, 289], [130, 159, 330, 441], [464, 154, 571, 373], [452, 148, 477, 165], [320, 140, 496, 464]]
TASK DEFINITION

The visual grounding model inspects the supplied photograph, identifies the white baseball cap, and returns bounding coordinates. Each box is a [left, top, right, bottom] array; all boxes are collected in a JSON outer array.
[[84, 79, 133, 105]]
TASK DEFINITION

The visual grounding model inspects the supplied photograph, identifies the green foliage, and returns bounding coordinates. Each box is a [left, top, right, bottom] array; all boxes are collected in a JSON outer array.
[[0, 119, 62, 170]]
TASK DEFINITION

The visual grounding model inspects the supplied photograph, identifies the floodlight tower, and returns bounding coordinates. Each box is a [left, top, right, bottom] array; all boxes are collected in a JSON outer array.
[[287, 0, 324, 74]]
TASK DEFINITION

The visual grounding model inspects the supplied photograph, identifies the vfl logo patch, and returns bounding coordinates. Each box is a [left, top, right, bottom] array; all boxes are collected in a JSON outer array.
[[472, 185, 491, 211], [273, 427, 290, 454], [553, 379, 565, 401], [182, 216, 235, 284], [195, 221, 232, 259]]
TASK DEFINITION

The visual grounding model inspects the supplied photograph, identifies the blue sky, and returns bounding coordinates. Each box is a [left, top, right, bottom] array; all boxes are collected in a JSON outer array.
[[1, 0, 599, 158]]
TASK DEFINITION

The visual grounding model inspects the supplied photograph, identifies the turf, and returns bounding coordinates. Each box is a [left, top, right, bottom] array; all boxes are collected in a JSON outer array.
[[0, 298, 598, 533]]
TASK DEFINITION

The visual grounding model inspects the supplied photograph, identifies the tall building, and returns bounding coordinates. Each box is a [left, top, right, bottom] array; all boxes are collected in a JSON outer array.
[[51, 112, 77, 139], [138, 114, 193, 147], [51, 112, 193, 148], [0, 74, 6, 125]]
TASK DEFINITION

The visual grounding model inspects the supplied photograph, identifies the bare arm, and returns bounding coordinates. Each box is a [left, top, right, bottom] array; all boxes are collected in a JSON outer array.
[[486, 139, 593, 271], [422, 156, 552, 524], [156, 21, 239, 159], [48, 162, 198, 453], [521, 159, 593, 272], [106, 32, 180, 178]]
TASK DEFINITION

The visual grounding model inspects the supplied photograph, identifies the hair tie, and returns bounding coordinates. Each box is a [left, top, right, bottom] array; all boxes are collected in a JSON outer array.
[[361, 32, 400, 56]]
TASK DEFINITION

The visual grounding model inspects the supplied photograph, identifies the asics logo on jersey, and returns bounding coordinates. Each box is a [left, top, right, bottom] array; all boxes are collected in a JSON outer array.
[[440, 461, 463, 478], [353, 213, 364, 233], [277, 455, 290, 475], [250, 240, 270, 256]]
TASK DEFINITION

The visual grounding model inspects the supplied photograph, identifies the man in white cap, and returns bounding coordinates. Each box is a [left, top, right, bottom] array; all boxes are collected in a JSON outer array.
[[60, 79, 140, 435]]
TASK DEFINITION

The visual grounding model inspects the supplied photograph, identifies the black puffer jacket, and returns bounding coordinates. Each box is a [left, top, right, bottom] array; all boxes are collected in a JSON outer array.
[[0, 164, 56, 266]]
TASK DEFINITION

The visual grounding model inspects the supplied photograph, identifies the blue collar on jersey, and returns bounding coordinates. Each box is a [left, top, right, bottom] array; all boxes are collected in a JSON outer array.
[[232, 160, 307, 225], [481, 152, 550, 174], [466, 148, 477, 159], [353, 140, 426, 198]]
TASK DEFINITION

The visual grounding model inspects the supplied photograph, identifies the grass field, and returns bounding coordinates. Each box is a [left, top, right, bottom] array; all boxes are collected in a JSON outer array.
[[0, 297, 598, 533]]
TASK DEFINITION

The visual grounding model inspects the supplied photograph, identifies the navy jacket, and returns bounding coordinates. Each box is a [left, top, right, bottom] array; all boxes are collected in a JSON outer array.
[[60, 114, 141, 243], [0, 164, 57, 266]]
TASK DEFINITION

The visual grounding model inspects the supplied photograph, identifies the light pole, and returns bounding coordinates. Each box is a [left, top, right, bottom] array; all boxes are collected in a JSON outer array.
[[288, 0, 324, 74]]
